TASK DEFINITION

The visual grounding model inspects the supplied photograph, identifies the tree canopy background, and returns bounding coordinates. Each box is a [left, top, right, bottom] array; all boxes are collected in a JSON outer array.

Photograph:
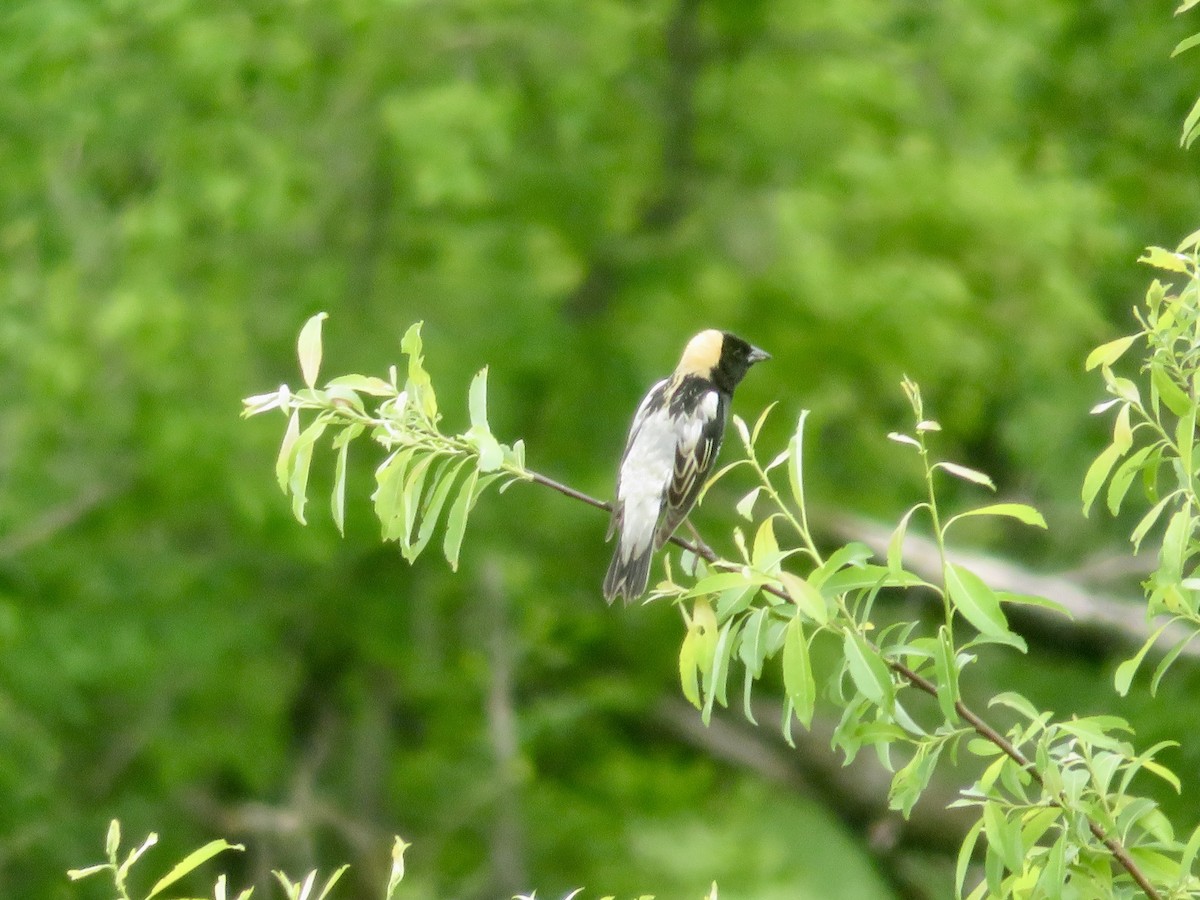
[[2, 1, 1199, 897]]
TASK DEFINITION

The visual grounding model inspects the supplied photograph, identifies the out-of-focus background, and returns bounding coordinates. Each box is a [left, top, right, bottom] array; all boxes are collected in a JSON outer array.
[[3, 1, 1199, 897]]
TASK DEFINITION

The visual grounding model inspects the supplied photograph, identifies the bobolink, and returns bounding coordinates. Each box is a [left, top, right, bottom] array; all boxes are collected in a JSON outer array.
[[603, 329, 770, 604]]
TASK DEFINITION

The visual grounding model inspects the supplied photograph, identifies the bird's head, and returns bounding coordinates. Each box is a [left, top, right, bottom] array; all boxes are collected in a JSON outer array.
[[676, 329, 770, 393]]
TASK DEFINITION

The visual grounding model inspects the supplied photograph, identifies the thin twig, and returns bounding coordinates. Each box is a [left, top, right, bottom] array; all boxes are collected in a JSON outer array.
[[521, 466, 1163, 900]]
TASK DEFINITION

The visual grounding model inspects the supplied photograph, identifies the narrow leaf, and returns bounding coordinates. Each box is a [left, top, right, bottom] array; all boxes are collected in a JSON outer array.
[[1114, 625, 1169, 696], [778, 571, 828, 625], [1084, 334, 1139, 371], [945, 564, 1025, 651], [331, 440, 349, 536], [936, 462, 996, 490], [468, 367, 490, 431], [787, 410, 811, 514], [947, 503, 1047, 530], [842, 631, 893, 707], [147, 840, 244, 898], [1082, 443, 1124, 516], [443, 469, 479, 571], [782, 617, 815, 727], [297, 312, 328, 389], [275, 411, 301, 494]]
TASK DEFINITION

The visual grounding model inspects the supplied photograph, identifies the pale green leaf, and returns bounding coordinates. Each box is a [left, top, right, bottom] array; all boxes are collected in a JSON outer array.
[[314, 865, 350, 900], [777, 571, 828, 625], [443, 469, 480, 571], [782, 617, 815, 727], [325, 374, 396, 396], [386, 837, 411, 900], [945, 563, 1025, 651], [410, 457, 469, 560], [1084, 334, 1139, 371], [275, 411, 301, 494], [1151, 361, 1193, 417], [1114, 624, 1169, 696], [936, 462, 995, 491], [946, 503, 1046, 531], [331, 440, 349, 536], [787, 410, 811, 513], [1082, 442, 1124, 516], [1139, 246, 1191, 272], [297, 312, 328, 389], [147, 840, 244, 898], [842, 631, 893, 707], [468, 367, 490, 431], [1106, 445, 1155, 516], [679, 629, 701, 709]]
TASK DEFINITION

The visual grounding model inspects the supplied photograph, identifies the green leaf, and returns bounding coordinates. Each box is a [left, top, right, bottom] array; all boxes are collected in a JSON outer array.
[[787, 410, 811, 515], [810, 542, 873, 589], [956, 819, 984, 899], [1140, 246, 1191, 272], [1174, 33, 1200, 56], [945, 564, 1025, 651], [1150, 630, 1197, 695], [443, 469, 479, 571], [1106, 445, 1156, 516], [314, 864, 350, 900], [106, 820, 121, 862], [1082, 442, 1124, 517], [289, 417, 331, 525], [936, 462, 996, 491], [735, 487, 760, 520], [325, 374, 397, 396], [1151, 361, 1193, 417], [147, 840, 244, 898], [1114, 624, 1169, 696], [331, 439, 349, 536], [386, 837, 411, 900], [751, 517, 781, 571], [982, 800, 1024, 875], [737, 607, 771, 678], [679, 629, 701, 709], [946, 503, 1047, 531], [297, 312, 328, 389], [1184, 96, 1200, 148], [782, 617, 815, 727], [842, 631, 893, 707], [1131, 493, 1173, 552], [1084, 334, 1139, 371], [778, 571, 828, 625], [933, 626, 960, 723], [468, 367, 490, 431], [1160, 507, 1193, 582], [702, 617, 740, 723], [399, 454, 438, 554], [373, 449, 414, 540], [888, 506, 921, 574], [400, 322, 438, 419], [276, 411, 301, 494], [410, 457, 469, 560]]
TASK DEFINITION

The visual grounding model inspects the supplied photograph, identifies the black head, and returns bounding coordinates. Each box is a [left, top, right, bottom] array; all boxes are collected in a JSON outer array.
[[675, 329, 770, 394]]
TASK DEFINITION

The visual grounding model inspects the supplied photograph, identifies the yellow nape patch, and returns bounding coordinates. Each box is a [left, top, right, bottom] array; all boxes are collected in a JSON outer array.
[[675, 329, 723, 376]]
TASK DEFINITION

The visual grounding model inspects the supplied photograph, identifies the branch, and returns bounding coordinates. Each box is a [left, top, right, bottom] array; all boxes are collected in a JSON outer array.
[[521, 466, 1164, 900], [828, 512, 1199, 659]]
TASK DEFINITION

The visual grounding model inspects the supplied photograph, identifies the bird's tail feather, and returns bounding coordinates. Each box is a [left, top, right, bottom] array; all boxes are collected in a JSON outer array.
[[603, 545, 653, 605]]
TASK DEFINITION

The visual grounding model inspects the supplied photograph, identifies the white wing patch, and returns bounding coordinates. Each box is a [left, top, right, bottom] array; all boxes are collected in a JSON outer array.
[[616, 387, 721, 561]]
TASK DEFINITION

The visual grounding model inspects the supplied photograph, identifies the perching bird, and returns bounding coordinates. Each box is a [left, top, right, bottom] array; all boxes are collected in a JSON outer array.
[[603, 330, 770, 604]]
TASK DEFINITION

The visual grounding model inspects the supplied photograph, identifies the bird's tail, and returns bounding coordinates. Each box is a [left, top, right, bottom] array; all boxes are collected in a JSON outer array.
[[603, 544, 653, 605]]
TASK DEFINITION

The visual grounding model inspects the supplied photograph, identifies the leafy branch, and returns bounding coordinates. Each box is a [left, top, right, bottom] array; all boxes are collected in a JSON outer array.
[[244, 315, 1199, 899]]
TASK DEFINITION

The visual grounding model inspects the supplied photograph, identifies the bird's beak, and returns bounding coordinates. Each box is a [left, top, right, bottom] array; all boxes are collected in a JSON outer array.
[[748, 346, 771, 364]]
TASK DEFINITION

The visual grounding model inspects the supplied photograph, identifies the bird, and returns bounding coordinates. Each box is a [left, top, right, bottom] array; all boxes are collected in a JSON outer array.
[[603, 329, 770, 604]]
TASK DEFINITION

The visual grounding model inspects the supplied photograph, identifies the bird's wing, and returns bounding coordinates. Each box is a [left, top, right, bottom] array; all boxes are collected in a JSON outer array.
[[607, 379, 669, 540], [655, 387, 726, 548]]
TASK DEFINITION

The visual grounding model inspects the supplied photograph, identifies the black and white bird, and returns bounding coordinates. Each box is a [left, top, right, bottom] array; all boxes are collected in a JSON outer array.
[[603, 330, 770, 604]]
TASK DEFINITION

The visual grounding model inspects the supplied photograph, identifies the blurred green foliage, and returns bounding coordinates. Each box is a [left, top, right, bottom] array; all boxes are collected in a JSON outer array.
[[2, 0, 1199, 897]]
